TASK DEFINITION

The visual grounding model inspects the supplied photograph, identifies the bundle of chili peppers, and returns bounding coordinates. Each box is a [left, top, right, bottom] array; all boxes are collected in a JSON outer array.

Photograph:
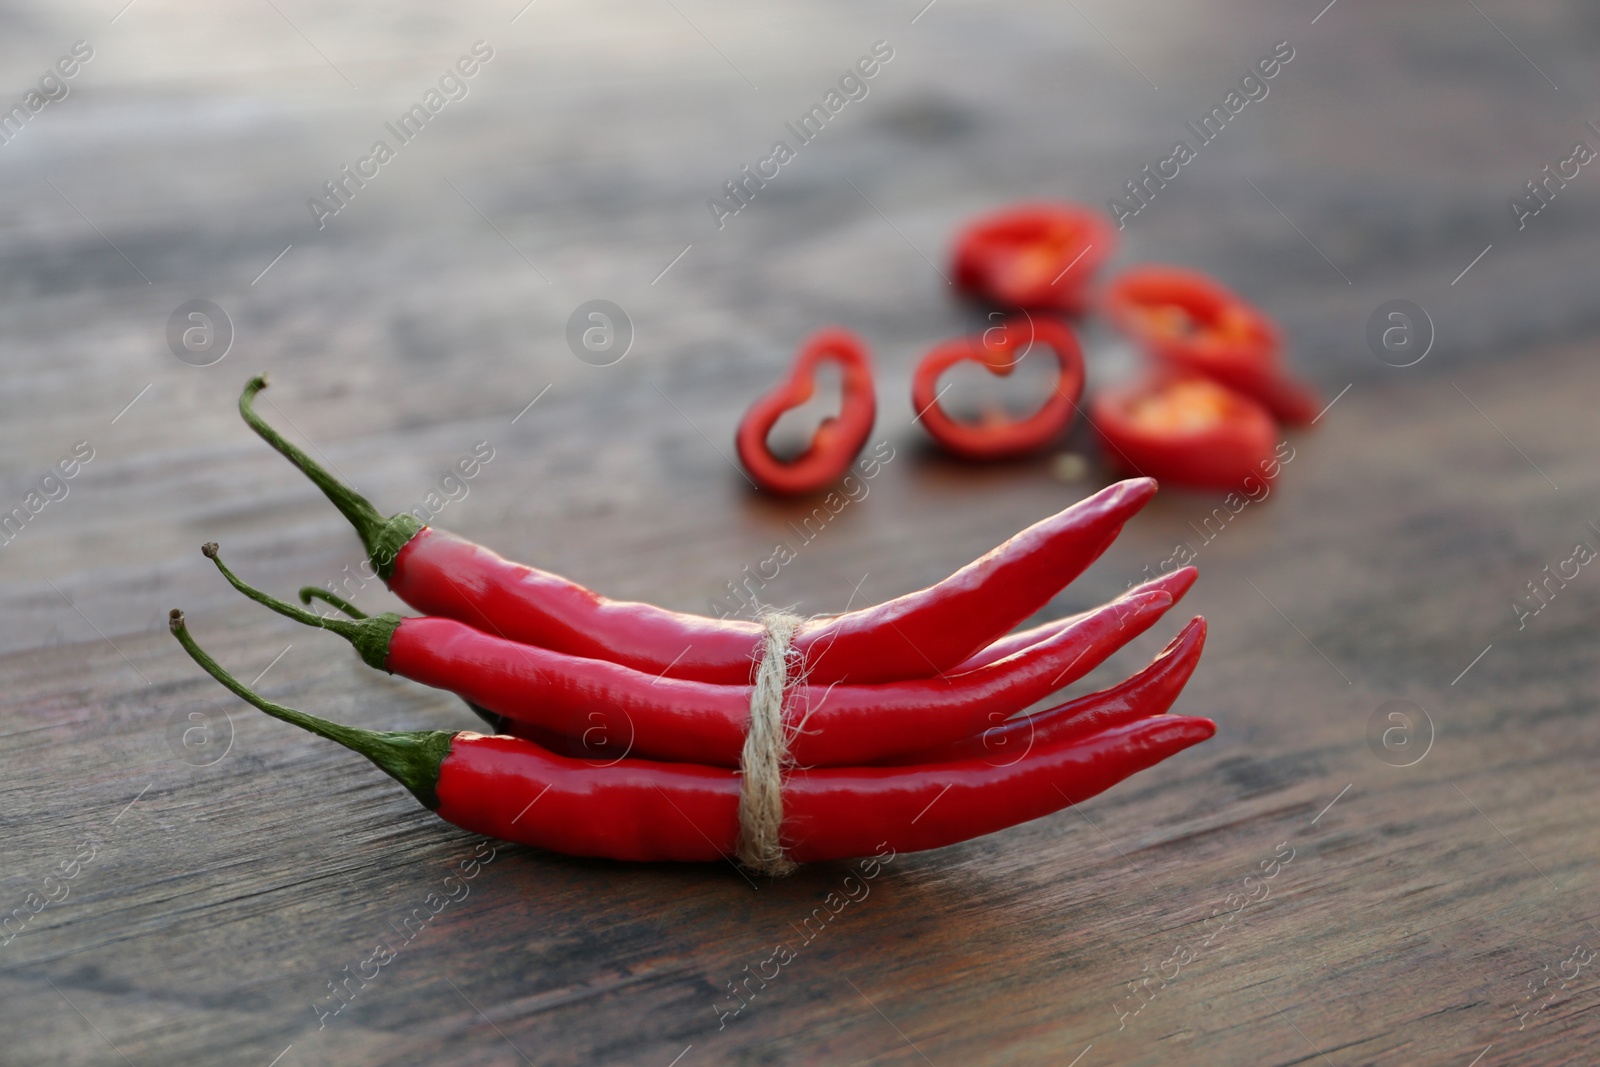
[[735, 203, 1318, 494], [169, 377, 1216, 874]]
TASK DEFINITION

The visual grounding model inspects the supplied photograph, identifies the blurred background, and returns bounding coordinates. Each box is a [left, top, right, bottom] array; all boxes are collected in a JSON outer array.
[[4, 1, 1600, 1064]]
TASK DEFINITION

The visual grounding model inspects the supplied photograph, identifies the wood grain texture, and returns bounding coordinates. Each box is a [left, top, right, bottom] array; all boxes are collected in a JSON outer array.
[[3, 0, 1599, 1064]]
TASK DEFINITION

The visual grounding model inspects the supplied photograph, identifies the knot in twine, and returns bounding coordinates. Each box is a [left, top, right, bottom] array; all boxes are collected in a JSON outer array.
[[736, 611, 803, 877]]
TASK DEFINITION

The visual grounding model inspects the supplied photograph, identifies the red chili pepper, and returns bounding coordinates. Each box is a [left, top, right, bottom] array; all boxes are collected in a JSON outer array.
[[1104, 265, 1319, 425], [911, 315, 1086, 460], [890, 615, 1206, 764], [952, 565, 1197, 670], [206, 544, 1194, 768], [952, 202, 1116, 313], [735, 328, 876, 496], [170, 610, 1215, 865], [390, 478, 1148, 689], [241, 374, 1157, 687], [301, 565, 1197, 678], [1091, 375, 1279, 492]]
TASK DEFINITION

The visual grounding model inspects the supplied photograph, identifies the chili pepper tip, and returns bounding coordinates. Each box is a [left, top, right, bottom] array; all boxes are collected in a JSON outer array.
[[201, 542, 218, 559], [1127, 475, 1159, 497]]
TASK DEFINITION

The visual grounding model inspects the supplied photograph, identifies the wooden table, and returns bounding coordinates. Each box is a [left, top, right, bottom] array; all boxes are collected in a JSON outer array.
[[4, 0, 1598, 1063]]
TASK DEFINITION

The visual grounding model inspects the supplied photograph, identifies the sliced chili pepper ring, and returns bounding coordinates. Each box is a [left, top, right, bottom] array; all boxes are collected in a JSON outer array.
[[1104, 265, 1320, 426], [1092, 375, 1279, 492], [735, 327, 876, 496], [952, 202, 1116, 313], [912, 315, 1086, 460]]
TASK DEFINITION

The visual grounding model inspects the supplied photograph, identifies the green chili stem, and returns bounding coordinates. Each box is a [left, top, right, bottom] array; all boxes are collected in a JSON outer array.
[[168, 609, 450, 809], [239, 376, 421, 580], [299, 586, 369, 619], [202, 542, 400, 671], [292, 573, 503, 735]]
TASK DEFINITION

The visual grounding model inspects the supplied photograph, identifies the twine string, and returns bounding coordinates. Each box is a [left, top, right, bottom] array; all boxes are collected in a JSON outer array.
[[736, 611, 803, 877]]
